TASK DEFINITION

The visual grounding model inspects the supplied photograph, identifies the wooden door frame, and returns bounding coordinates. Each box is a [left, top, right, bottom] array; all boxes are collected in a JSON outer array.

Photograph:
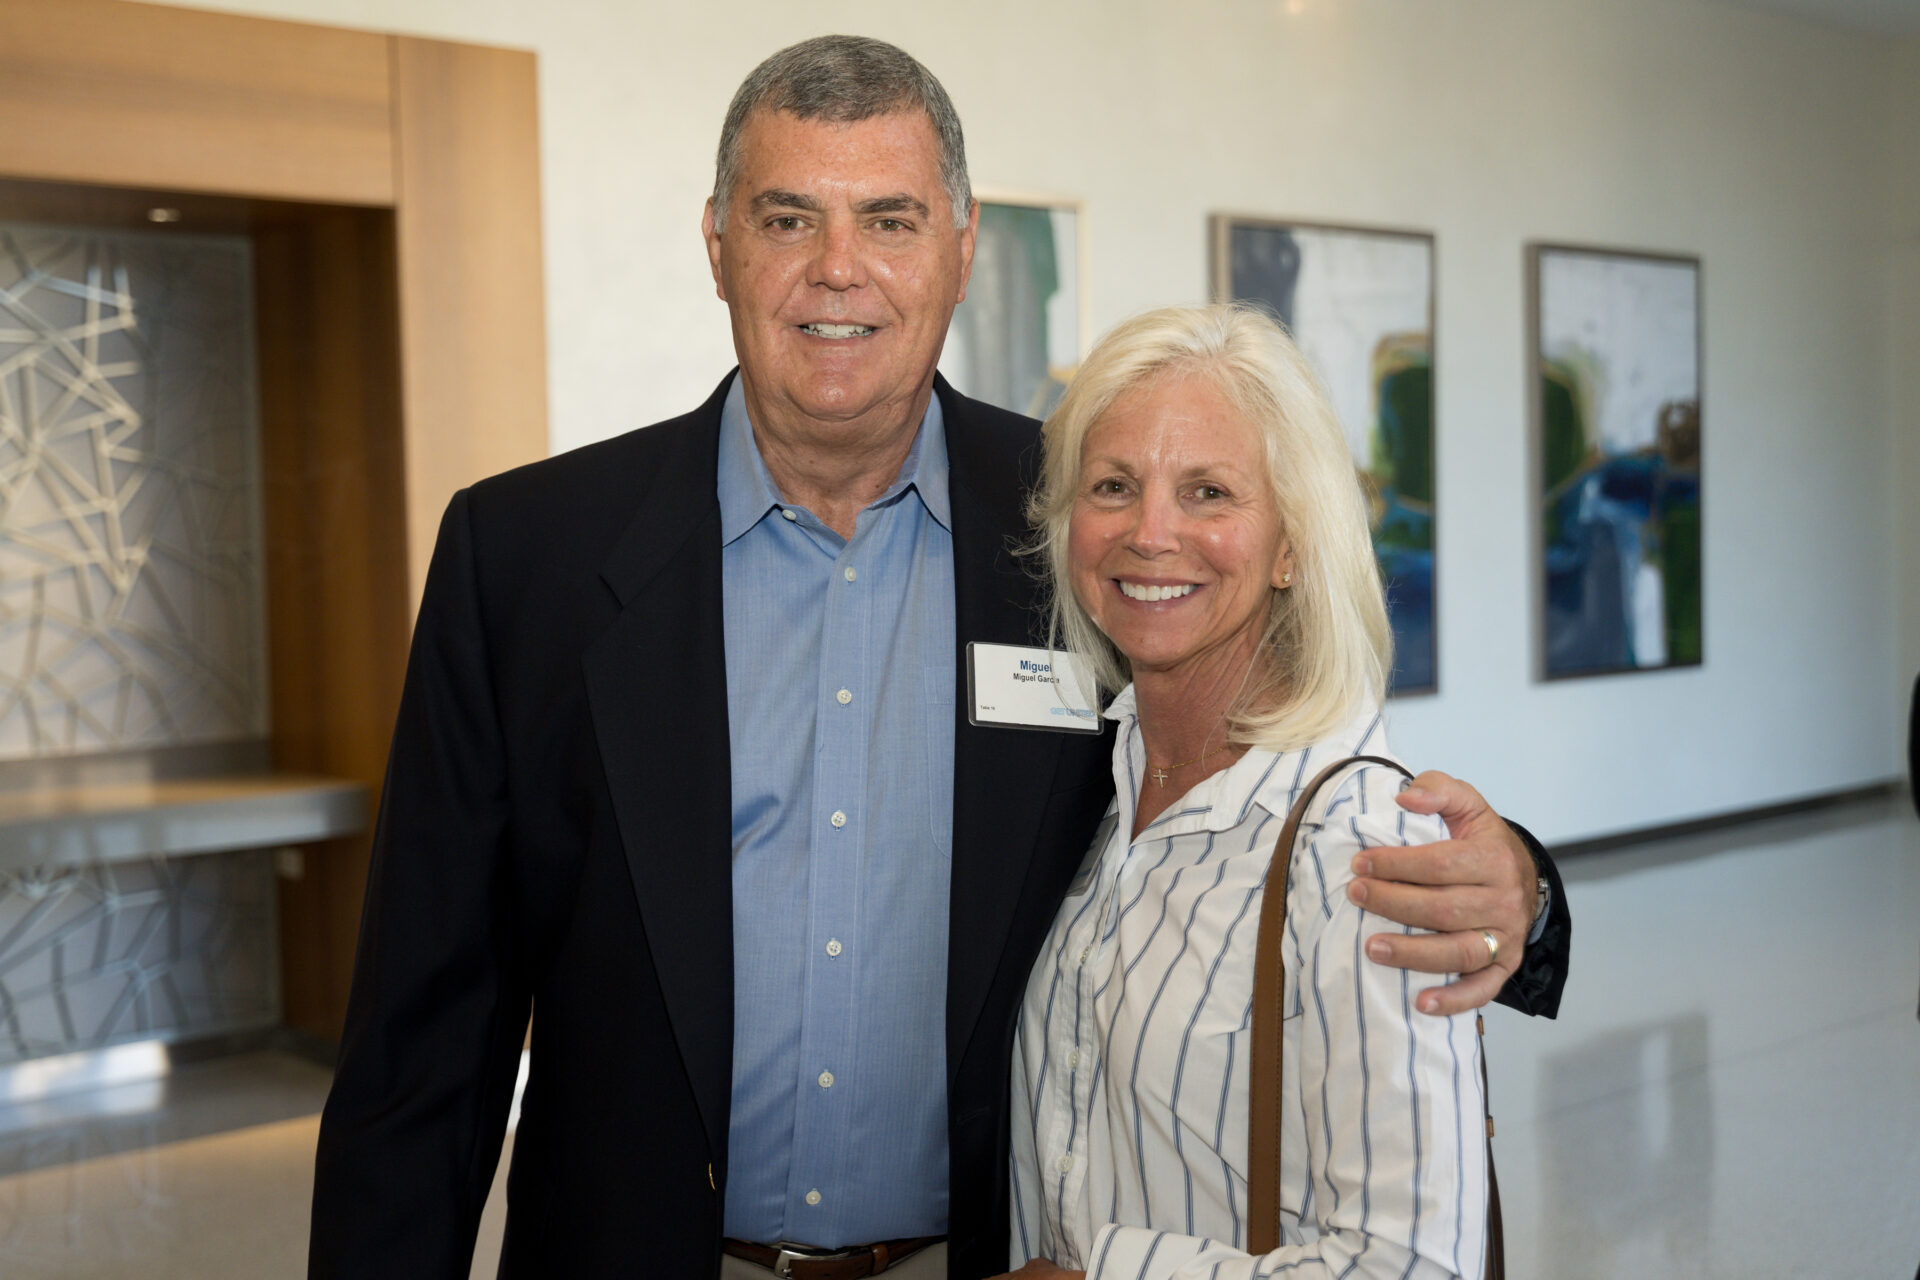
[[0, 0, 549, 1039]]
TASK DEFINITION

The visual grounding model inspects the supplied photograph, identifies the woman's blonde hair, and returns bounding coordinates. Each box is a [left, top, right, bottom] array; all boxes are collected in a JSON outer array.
[[1026, 303, 1392, 752]]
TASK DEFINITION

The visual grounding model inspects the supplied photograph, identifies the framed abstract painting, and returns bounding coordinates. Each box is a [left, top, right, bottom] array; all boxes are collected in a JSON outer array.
[[1529, 244, 1702, 680], [1211, 215, 1437, 694], [939, 195, 1082, 421]]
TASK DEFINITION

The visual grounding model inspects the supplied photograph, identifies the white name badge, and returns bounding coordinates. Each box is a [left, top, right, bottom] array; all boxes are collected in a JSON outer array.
[[966, 642, 1103, 733]]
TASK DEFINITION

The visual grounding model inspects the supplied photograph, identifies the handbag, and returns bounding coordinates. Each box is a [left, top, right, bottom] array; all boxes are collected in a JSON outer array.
[[1246, 754, 1505, 1278]]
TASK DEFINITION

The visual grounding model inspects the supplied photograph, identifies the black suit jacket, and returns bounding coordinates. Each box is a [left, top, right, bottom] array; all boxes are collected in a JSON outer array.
[[310, 373, 1570, 1279], [1908, 672, 1918, 819], [311, 375, 1113, 1278]]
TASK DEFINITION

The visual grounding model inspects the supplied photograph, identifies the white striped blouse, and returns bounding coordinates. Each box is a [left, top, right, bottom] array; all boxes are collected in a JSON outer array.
[[1009, 686, 1488, 1279]]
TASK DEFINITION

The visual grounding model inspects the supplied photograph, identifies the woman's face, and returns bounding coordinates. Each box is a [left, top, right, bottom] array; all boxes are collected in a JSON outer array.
[[1067, 372, 1294, 684]]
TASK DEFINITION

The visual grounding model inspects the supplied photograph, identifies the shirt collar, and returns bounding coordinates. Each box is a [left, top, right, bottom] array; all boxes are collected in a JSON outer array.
[[1106, 682, 1385, 837], [716, 374, 952, 546]]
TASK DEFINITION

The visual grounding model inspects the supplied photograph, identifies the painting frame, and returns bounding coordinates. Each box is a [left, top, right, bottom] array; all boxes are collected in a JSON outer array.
[[1210, 213, 1440, 697], [938, 190, 1086, 422], [1528, 242, 1704, 682]]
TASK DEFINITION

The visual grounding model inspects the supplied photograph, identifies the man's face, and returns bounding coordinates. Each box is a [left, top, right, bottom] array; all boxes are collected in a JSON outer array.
[[703, 108, 976, 441]]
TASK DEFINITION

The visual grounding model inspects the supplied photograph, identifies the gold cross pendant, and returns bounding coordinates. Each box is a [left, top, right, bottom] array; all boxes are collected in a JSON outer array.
[[1150, 767, 1171, 787]]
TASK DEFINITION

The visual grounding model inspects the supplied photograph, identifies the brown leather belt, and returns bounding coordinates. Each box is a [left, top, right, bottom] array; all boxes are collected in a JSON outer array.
[[721, 1235, 941, 1279]]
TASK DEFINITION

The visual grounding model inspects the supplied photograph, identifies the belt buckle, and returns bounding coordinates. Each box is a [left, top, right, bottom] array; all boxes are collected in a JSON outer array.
[[769, 1241, 862, 1278]]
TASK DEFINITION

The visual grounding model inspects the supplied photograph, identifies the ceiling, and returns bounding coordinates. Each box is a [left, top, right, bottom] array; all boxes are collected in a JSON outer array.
[[1713, 0, 1920, 37]]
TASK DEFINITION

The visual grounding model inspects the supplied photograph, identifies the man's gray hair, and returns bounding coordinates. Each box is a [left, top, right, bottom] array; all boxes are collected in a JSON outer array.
[[712, 35, 973, 230]]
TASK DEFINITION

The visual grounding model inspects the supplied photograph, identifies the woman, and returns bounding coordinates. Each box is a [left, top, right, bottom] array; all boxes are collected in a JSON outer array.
[[1001, 304, 1488, 1279]]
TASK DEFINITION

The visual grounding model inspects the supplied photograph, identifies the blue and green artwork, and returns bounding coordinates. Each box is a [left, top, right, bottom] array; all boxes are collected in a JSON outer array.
[[1535, 247, 1701, 678], [1219, 219, 1436, 694], [940, 201, 1078, 419]]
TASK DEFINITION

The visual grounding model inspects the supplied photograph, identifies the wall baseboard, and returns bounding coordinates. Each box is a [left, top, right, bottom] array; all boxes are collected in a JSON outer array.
[[1551, 779, 1907, 860]]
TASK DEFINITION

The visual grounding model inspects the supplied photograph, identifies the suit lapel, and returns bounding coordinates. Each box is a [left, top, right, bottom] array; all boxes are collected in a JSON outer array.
[[582, 378, 735, 1162], [941, 381, 1076, 1072]]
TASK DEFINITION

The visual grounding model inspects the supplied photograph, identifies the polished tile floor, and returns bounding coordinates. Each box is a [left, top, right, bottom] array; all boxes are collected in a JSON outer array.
[[0, 1050, 514, 1279], [2, 798, 1915, 1278]]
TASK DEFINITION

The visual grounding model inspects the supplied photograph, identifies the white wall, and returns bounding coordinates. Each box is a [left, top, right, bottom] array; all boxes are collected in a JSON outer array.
[[1890, 42, 1920, 721], [145, 0, 1912, 843]]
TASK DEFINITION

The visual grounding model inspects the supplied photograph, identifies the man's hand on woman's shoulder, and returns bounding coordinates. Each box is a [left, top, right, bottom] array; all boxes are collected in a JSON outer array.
[[1346, 770, 1540, 1016]]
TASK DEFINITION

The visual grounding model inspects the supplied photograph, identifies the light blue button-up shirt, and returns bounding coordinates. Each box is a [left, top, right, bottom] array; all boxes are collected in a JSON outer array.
[[717, 376, 957, 1246]]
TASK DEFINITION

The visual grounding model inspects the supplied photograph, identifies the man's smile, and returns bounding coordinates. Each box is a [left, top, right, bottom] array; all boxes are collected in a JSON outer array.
[[798, 322, 878, 338]]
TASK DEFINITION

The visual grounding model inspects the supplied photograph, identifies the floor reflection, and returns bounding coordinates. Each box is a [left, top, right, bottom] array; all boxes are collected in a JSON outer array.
[[1491, 798, 1920, 1278], [1535, 1015, 1715, 1278], [0, 1051, 331, 1178], [0, 801, 1912, 1277]]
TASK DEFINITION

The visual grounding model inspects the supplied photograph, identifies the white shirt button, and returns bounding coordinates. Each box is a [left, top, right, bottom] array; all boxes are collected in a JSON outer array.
[[843, 566, 857, 582], [830, 810, 847, 828], [818, 1070, 835, 1089], [1078, 945, 1091, 964], [825, 939, 843, 957], [805, 1189, 822, 1206], [782, 509, 798, 522], [836, 689, 852, 705], [1067, 1050, 1080, 1069], [1057, 1154, 1074, 1173]]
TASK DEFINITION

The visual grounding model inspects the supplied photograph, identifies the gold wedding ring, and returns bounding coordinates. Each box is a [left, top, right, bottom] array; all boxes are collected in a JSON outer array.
[[1479, 928, 1500, 964]]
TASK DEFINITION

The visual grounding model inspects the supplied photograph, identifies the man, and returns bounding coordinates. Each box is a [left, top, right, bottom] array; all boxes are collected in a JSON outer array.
[[310, 36, 1569, 1280]]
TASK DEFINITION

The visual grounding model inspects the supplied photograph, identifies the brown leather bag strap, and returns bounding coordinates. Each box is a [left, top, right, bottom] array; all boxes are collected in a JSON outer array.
[[1245, 754, 1504, 1278], [1247, 754, 1404, 1253]]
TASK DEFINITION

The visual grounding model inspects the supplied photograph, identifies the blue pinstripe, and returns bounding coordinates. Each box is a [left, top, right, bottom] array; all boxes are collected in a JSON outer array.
[[1446, 1013, 1466, 1278], [1128, 851, 1210, 1225]]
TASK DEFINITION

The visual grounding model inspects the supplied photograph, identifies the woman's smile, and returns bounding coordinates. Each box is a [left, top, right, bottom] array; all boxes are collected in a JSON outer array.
[[1115, 580, 1199, 603]]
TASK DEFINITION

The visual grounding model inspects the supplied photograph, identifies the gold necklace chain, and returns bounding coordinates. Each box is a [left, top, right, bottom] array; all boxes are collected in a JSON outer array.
[[1147, 743, 1231, 788]]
